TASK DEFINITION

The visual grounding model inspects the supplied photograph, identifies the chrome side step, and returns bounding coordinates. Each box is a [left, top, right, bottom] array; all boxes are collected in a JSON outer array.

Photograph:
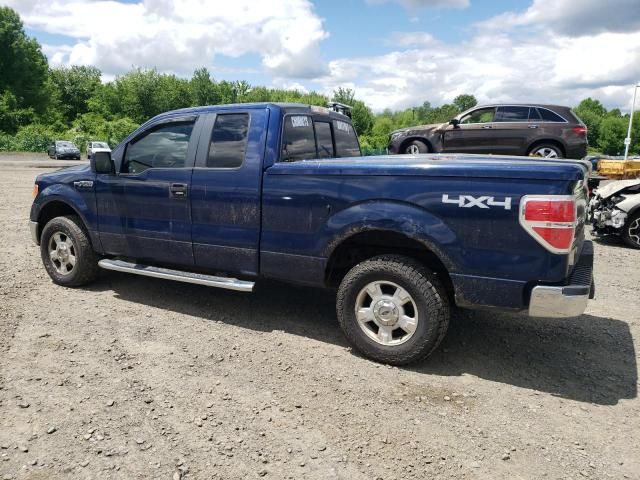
[[98, 259, 254, 292]]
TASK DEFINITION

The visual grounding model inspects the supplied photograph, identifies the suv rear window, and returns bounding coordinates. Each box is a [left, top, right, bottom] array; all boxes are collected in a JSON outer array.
[[333, 120, 360, 157], [538, 108, 566, 123]]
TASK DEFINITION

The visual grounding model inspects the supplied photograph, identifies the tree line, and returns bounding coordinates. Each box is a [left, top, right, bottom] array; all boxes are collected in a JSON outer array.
[[1, 6, 638, 156]]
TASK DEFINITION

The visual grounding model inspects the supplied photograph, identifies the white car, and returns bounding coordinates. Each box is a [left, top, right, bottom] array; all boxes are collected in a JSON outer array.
[[87, 141, 111, 159]]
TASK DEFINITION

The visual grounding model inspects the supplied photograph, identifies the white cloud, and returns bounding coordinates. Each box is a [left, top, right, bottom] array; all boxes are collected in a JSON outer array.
[[7, 0, 328, 79], [488, 0, 640, 37], [317, 1, 640, 112], [367, 0, 469, 9]]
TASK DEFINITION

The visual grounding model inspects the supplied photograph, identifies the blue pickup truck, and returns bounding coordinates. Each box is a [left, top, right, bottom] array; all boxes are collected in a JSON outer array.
[[29, 102, 595, 365]]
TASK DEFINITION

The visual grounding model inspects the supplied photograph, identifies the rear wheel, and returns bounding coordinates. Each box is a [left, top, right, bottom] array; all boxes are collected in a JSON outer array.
[[40, 215, 99, 287], [336, 255, 450, 365], [528, 144, 563, 158], [404, 140, 429, 154], [622, 212, 640, 249]]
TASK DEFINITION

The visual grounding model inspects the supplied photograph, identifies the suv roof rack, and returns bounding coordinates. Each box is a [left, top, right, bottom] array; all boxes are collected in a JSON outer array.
[[328, 102, 352, 118]]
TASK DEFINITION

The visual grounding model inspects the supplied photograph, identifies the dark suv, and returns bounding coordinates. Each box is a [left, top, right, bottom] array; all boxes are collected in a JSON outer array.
[[388, 104, 588, 159]]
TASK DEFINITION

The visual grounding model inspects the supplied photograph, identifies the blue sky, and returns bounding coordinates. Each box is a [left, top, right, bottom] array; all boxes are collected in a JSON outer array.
[[10, 0, 640, 111]]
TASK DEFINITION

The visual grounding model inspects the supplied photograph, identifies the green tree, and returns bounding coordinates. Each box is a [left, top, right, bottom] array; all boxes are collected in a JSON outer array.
[[0, 6, 49, 132], [49, 65, 102, 123], [452, 94, 477, 112], [598, 115, 627, 155], [190, 67, 219, 106], [574, 98, 606, 146]]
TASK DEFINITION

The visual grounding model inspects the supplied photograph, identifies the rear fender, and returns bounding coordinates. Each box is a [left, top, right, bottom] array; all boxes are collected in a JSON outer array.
[[323, 200, 456, 269]]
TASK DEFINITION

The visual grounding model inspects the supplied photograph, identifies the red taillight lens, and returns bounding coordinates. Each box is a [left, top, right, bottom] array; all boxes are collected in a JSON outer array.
[[520, 196, 577, 253], [524, 200, 576, 222], [531, 226, 575, 250], [572, 126, 587, 136]]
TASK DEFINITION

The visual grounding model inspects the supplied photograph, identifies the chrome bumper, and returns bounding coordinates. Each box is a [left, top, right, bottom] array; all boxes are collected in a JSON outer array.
[[29, 221, 39, 245], [528, 241, 594, 318]]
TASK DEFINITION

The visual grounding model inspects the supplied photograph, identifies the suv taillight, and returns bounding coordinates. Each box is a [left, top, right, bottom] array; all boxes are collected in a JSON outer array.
[[519, 196, 577, 253], [572, 126, 587, 136]]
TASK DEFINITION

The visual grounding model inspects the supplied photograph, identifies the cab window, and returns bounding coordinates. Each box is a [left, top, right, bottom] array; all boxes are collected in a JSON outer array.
[[281, 115, 316, 162], [315, 122, 334, 158], [122, 122, 194, 174], [207, 113, 249, 168], [460, 108, 495, 124], [333, 120, 360, 157]]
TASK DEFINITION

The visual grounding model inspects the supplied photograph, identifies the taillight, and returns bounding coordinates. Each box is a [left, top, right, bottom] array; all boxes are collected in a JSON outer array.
[[572, 126, 587, 136], [519, 196, 577, 253]]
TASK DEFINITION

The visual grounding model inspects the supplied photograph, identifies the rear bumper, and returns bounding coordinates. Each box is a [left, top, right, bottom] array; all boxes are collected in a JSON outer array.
[[528, 241, 594, 318]]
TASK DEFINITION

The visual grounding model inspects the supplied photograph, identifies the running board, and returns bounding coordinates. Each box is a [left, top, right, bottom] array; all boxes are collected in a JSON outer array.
[[98, 259, 254, 292]]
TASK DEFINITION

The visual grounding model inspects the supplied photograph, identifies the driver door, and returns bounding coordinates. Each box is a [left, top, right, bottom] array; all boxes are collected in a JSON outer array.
[[96, 115, 203, 268], [442, 107, 497, 154]]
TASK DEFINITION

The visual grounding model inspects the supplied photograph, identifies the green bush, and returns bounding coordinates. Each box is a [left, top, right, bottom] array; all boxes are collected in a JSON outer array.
[[12, 123, 57, 151]]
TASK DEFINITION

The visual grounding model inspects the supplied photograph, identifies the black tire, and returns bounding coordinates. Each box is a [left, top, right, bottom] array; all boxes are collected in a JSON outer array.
[[527, 143, 564, 158], [622, 211, 640, 249], [403, 140, 429, 154], [336, 255, 450, 365], [40, 215, 99, 287]]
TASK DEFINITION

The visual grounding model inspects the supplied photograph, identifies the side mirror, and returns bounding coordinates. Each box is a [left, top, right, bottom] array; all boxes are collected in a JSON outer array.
[[449, 118, 460, 126], [91, 151, 115, 174]]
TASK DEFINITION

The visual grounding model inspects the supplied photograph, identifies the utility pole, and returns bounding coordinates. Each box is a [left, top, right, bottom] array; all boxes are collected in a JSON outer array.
[[624, 84, 640, 160]]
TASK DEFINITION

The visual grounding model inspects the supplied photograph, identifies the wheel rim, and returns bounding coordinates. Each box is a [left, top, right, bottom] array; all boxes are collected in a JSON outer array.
[[406, 144, 420, 154], [355, 280, 418, 346], [629, 218, 640, 246], [531, 147, 559, 158], [48, 232, 77, 275]]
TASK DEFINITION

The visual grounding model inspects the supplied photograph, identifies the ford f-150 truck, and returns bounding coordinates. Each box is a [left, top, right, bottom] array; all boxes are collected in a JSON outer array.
[[29, 102, 595, 365]]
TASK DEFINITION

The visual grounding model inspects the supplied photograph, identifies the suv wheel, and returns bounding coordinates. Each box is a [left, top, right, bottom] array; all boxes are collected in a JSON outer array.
[[336, 255, 450, 365], [622, 212, 640, 249], [40, 215, 99, 287], [404, 140, 429, 154], [528, 144, 563, 158]]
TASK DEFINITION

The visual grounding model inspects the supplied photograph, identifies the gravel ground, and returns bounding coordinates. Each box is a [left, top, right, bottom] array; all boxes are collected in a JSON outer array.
[[0, 156, 638, 480]]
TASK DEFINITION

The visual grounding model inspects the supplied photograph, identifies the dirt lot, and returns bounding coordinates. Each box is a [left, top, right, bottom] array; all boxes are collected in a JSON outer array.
[[0, 154, 638, 480]]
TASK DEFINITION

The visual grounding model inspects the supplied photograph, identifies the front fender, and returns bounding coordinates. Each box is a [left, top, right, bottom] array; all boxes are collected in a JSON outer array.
[[32, 184, 98, 241], [323, 200, 456, 269], [616, 193, 640, 214]]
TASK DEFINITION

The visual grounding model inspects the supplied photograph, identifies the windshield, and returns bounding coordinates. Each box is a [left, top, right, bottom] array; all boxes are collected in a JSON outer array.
[[57, 141, 75, 148], [93, 142, 109, 148]]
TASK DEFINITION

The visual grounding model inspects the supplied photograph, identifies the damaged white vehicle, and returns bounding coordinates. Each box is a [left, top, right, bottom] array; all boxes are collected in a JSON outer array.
[[589, 179, 640, 248]]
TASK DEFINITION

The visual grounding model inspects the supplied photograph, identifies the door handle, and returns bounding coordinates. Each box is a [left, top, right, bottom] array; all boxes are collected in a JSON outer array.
[[482, 125, 493, 129], [170, 183, 188, 198], [528, 124, 539, 129]]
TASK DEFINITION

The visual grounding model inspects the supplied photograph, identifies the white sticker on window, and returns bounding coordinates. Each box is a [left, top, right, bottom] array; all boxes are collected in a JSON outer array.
[[291, 116, 310, 128], [336, 120, 351, 133]]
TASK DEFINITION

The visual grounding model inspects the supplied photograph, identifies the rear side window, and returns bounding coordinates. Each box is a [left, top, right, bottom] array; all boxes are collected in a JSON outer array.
[[538, 108, 566, 123], [315, 122, 334, 158], [333, 120, 360, 157], [207, 113, 249, 168], [496, 106, 529, 122], [123, 122, 194, 174], [528, 107, 542, 121], [281, 115, 316, 162]]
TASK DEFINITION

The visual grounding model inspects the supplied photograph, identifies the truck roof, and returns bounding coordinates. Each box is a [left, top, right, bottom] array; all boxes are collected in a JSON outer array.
[[150, 102, 351, 123]]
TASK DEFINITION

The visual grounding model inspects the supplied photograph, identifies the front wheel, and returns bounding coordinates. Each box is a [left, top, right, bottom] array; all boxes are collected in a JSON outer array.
[[528, 144, 563, 158], [336, 255, 450, 365], [622, 212, 640, 249], [404, 140, 429, 154], [40, 215, 99, 287]]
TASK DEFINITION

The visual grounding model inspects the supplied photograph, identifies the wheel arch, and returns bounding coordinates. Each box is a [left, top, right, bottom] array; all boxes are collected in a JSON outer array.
[[324, 228, 454, 302], [35, 199, 92, 247]]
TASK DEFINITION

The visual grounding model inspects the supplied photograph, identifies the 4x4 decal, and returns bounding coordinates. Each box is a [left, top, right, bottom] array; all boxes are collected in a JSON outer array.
[[442, 194, 512, 210]]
